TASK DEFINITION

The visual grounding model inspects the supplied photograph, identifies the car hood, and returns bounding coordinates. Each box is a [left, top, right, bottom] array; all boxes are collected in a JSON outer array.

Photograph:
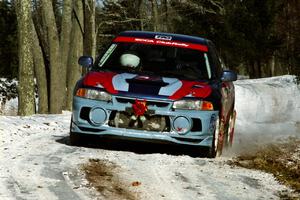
[[82, 71, 212, 100]]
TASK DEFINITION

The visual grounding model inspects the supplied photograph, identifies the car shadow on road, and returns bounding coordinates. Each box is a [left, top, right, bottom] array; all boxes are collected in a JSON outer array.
[[55, 134, 209, 158]]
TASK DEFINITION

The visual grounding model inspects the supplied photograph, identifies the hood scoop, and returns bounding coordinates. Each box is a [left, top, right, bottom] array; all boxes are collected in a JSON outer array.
[[126, 76, 168, 95], [126, 76, 168, 87]]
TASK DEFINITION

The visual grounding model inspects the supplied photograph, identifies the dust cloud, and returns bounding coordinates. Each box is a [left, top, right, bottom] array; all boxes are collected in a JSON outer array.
[[226, 75, 300, 156]]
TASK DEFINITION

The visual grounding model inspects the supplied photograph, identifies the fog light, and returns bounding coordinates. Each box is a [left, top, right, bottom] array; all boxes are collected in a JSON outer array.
[[89, 107, 107, 125], [173, 116, 191, 135]]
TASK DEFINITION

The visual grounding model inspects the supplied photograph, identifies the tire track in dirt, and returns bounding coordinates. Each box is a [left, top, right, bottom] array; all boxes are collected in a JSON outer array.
[[82, 159, 138, 200]]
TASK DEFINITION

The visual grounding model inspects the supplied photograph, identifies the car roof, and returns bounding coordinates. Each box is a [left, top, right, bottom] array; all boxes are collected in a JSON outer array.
[[118, 31, 209, 46]]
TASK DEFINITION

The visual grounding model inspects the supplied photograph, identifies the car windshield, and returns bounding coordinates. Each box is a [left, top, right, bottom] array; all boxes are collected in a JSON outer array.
[[96, 42, 212, 80]]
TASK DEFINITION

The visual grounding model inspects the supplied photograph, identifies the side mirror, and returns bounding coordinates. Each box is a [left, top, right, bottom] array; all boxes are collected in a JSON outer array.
[[221, 70, 237, 82], [78, 56, 93, 68]]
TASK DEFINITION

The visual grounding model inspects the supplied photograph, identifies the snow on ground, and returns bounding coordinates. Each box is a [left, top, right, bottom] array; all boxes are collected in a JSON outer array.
[[0, 75, 299, 199], [0, 113, 291, 200]]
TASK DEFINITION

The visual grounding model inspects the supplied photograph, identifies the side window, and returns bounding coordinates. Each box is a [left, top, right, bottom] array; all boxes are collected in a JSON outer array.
[[208, 42, 222, 78]]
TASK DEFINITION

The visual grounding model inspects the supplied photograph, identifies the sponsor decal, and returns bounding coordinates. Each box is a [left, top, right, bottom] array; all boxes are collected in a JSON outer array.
[[112, 73, 137, 92], [169, 80, 212, 100], [83, 72, 118, 94], [155, 35, 172, 40], [98, 44, 117, 67], [113, 36, 208, 52], [83, 72, 211, 99], [159, 77, 182, 96]]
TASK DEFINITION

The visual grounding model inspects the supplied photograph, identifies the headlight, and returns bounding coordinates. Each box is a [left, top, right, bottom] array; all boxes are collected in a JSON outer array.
[[173, 100, 213, 110], [76, 88, 112, 101]]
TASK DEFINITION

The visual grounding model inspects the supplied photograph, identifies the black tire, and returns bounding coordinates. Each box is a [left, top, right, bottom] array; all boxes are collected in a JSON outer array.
[[224, 110, 236, 148], [69, 131, 83, 146], [69, 117, 84, 146], [207, 117, 222, 158], [208, 141, 217, 158], [224, 118, 230, 148]]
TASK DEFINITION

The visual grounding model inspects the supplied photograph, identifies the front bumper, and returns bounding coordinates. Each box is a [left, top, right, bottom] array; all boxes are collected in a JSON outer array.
[[71, 96, 219, 147]]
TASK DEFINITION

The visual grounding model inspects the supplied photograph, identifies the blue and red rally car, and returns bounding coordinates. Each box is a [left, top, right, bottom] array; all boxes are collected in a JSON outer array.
[[70, 31, 237, 157]]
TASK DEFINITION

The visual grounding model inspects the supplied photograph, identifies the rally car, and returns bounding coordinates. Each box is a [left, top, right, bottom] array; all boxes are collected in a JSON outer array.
[[70, 31, 237, 157]]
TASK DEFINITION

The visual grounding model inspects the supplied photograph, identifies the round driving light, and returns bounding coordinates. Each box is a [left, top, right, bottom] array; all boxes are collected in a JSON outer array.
[[173, 116, 191, 135], [89, 107, 107, 125]]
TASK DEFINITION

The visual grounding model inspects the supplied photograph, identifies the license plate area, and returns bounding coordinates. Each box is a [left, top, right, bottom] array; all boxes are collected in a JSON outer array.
[[108, 111, 171, 132]]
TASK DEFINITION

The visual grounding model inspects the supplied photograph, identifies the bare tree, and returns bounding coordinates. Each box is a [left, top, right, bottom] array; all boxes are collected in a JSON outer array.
[[162, 0, 168, 32], [138, 0, 145, 30], [15, 0, 36, 116], [84, 0, 96, 59], [40, 0, 64, 114], [150, 0, 159, 31], [32, 22, 48, 114], [66, 0, 84, 110], [60, 0, 73, 109]]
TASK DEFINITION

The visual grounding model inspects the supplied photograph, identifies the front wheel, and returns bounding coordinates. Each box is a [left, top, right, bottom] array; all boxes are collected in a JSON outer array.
[[224, 110, 236, 148], [208, 118, 224, 158], [69, 118, 84, 146], [69, 131, 84, 146]]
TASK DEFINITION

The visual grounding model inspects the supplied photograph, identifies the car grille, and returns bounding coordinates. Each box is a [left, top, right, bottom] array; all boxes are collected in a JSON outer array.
[[78, 99, 202, 133], [115, 97, 170, 108], [108, 111, 171, 132]]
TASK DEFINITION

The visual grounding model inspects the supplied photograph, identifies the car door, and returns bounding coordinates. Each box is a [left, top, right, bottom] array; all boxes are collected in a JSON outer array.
[[208, 43, 233, 122]]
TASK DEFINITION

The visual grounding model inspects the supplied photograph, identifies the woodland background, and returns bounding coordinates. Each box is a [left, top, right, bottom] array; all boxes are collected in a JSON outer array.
[[0, 0, 299, 115]]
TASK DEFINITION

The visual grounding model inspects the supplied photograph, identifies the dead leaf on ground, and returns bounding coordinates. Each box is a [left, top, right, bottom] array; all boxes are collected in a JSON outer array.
[[131, 181, 141, 187]]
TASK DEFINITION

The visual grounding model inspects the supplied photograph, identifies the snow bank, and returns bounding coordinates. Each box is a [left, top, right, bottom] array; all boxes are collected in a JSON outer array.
[[0, 78, 18, 115], [0, 97, 18, 115], [232, 75, 300, 153]]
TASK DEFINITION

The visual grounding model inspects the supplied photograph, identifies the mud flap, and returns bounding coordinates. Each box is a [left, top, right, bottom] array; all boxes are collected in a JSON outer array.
[[229, 110, 237, 146], [216, 118, 226, 157]]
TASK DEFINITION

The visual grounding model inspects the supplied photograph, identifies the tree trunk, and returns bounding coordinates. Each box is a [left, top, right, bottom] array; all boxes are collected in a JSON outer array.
[[32, 1, 50, 67], [84, 0, 96, 59], [138, 0, 144, 30], [248, 60, 255, 79], [32, 21, 48, 114], [162, 0, 168, 32], [151, 0, 159, 32], [60, 0, 73, 109], [270, 54, 275, 77], [66, 0, 84, 110], [41, 0, 64, 114], [256, 60, 262, 78], [15, 0, 36, 116]]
